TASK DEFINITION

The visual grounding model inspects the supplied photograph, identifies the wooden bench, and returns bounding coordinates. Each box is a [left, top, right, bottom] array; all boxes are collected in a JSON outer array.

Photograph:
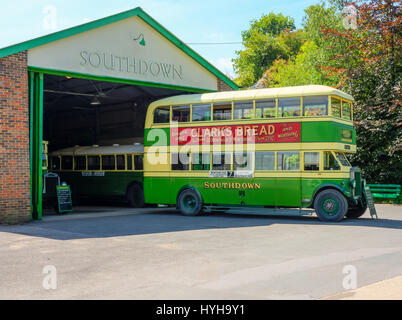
[[367, 184, 401, 203]]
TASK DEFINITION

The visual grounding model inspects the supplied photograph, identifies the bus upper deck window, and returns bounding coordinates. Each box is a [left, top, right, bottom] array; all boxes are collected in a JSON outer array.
[[213, 103, 232, 121], [154, 107, 170, 124], [172, 106, 190, 122], [331, 98, 341, 118], [116, 155, 125, 170], [278, 98, 301, 117], [134, 155, 144, 171], [61, 156, 73, 170], [234, 101, 254, 120], [51, 156, 61, 170], [191, 153, 210, 171], [342, 102, 352, 120], [74, 156, 86, 171], [303, 96, 328, 117], [256, 100, 276, 118], [304, 152, 320, 171], [192, 104, 211, 122], [278, 152, 300, 171], [324, 152, 340, 170], [88, 156, 100, 171]]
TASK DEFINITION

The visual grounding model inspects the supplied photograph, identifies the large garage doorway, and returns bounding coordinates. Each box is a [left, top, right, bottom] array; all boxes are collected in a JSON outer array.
[[30, 71, 201, 219]]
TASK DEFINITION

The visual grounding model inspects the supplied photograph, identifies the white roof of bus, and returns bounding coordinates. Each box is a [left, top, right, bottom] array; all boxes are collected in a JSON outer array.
[[150, 85, 354, 107], [50, 144, 144, 156]]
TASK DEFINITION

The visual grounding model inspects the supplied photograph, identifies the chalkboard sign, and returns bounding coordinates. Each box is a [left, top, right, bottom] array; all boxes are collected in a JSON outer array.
[[56, 185, 73, 214], [364, 186, 378, 219]]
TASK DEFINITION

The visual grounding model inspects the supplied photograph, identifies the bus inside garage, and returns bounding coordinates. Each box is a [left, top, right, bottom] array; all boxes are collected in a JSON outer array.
[[0, 7, 237, 224], [42, 74, 189, 215]]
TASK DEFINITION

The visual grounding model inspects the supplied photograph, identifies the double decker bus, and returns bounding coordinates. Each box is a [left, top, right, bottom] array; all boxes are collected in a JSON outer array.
[[49, 144, 145, 207], [143, 85, 367, 222]]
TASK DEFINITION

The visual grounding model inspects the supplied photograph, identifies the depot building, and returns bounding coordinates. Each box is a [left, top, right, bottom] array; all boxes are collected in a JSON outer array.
[[0, 7, 238, 224]]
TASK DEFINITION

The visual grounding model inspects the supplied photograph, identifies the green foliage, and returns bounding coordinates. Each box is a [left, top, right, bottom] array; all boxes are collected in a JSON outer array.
[[232, 0, 401, 184], [233, 13, 297, 87]]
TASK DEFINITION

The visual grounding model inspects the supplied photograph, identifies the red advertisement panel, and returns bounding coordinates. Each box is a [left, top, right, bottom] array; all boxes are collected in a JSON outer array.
[[171, 123, 301, 146]]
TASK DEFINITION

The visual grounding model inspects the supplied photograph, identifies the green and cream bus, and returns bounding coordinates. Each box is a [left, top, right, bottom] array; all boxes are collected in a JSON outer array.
[[50, 144, 145, 207], [143, 85, 367, 222]]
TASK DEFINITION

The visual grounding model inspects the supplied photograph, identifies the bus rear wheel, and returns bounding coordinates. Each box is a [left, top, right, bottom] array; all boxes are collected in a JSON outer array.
[[314, 189, 348, 222], [178, 189, 202, 216], [127, 184, 145, 208]]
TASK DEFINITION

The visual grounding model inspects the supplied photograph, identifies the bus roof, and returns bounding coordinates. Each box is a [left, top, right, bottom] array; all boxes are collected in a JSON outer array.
[[50, 144, 144, 156], [149, 85, 354, 109]]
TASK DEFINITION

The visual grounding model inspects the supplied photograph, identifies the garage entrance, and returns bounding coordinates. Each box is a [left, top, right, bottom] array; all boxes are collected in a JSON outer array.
[[0, 7, 237, 224]]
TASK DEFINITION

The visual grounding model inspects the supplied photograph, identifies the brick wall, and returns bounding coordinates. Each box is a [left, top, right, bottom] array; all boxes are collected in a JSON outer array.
[[217, 78, 234, 92], [0, 51, 30, 225]]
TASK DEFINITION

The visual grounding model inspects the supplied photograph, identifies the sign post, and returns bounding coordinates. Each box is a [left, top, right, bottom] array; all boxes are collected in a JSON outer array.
[[56, 185, 73, 214], [364, 185, 378, 219]]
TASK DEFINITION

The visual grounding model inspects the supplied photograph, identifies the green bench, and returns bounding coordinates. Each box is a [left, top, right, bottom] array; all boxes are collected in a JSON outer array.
[[367, 184, 401, 203]]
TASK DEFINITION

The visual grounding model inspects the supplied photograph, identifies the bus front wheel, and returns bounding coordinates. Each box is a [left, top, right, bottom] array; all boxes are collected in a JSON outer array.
[[178, 189, 202, 216], [346, 199, 368, 219], [127, 184, 145, 208], [314, 189, 348, 222]]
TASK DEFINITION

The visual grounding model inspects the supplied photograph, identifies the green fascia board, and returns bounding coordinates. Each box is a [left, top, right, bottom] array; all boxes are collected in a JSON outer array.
[[0, 7, 238, 91], [28, 67, 213, 93]]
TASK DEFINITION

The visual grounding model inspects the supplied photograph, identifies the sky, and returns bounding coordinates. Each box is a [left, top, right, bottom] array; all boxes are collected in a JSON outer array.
[[0, 0, 321, 78]]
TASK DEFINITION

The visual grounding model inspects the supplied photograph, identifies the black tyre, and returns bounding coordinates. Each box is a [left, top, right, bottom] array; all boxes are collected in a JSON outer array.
[[127, 183, 145, 208], [314, 189, 348, 222], [346, 198, 368, 219], [177, 189, 202, 216]]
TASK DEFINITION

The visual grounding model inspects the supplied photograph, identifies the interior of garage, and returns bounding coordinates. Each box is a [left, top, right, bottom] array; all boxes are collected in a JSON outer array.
[[42, 73, 191, 214], [43, 74, 188, 151]]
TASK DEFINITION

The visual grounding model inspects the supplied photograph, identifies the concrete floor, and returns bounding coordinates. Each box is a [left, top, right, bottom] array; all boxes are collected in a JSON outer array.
[[0, 204, 401, 300]]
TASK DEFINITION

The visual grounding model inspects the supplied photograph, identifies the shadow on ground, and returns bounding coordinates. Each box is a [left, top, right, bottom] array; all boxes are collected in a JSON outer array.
[[0, 206, 401, 241]]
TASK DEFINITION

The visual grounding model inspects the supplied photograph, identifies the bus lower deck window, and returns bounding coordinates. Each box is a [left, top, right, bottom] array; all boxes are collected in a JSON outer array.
[[304, 152, 320, 171], [74, 156, 86, 171], [255, 152, 275, 171], [191, 153, 210, 171], [172, 106, 190, 122], [234, 102, 254, 120], [303, 96, 328, 116], [278, 152, 300, 171], [324, 152, 340, 170], [192, 104, 211, 122], [171, 153, 189, 171], [234, 153, 252, 171], [256, 100, 276, 118], [212, 153, 232, 171], [213, 103, 232, 121], [88, 156, 100, 171]]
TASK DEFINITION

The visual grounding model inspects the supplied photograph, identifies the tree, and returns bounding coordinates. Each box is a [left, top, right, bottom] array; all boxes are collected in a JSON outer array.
[[233, 13, 297, 87], [322, 0, 402, 184]]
